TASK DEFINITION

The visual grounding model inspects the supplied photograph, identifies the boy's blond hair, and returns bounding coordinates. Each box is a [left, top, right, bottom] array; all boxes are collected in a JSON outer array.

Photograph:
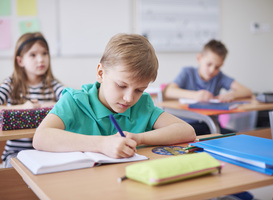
[[100, 33, 158, 82], [202, 39, 228, 60]]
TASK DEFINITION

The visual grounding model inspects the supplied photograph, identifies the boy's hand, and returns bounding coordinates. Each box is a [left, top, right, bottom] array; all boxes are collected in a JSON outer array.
[[101, 133, 137, 159], [195, 90, 214, 102], [217, 93, 235, 102], [124, 131, 143, 146]]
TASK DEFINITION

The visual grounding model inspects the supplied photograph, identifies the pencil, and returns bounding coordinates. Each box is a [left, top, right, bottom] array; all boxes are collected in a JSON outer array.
[[109, 114, 126, 137], [195, 133, 236, 142], [118, 175, 128, 182], [182, 146, 198, 150], [20, 93, 31, 101]]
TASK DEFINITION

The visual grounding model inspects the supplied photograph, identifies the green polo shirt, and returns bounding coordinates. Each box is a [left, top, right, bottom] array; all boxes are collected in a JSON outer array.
[[50, 82, 164, 135]]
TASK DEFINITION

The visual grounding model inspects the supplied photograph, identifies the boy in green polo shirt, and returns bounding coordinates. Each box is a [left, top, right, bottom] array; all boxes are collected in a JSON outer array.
[[33, 33, 196, 159]]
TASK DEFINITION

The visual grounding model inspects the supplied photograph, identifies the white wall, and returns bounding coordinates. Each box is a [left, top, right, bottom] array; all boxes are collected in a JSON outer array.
[[220, 0, 273, 93], [1, 0, 272, 93]]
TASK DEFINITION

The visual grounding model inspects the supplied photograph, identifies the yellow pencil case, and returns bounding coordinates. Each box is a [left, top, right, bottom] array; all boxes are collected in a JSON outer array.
[[125, 152, 222, 186]]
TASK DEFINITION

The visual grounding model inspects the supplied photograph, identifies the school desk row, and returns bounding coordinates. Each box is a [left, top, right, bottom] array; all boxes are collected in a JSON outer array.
[[1, 96, 273, 141], [10, 128, 273, 200]]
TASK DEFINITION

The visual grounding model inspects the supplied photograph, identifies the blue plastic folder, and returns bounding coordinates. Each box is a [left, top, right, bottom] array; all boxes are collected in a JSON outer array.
[[188, 102, 239, 110], [190, 135, 273, 175]]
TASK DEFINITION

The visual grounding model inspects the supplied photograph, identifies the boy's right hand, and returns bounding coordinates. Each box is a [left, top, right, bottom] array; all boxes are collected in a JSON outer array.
[[195, 90, 214, 102], [101, 133, 137, 159]]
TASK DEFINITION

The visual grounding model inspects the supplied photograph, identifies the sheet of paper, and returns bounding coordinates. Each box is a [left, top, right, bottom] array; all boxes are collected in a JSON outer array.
[[16, 0, 37, 16], [19, 19, 40, 34], [0, 0, 12, 16], [179, 98, 220, 104], [0, 18, 12, 49]]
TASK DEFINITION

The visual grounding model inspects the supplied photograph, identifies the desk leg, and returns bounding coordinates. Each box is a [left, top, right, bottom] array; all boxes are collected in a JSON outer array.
[[210, 115, 221, 134], [269, 111, 273, 139], [163, 108, 218, 134]]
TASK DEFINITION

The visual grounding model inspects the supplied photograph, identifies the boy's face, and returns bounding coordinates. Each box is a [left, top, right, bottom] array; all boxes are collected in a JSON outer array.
[[97, 64, 150, 113], [197, 50, 224, 81]]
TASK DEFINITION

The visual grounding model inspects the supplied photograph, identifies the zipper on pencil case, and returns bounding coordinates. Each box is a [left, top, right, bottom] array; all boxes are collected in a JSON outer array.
[[149, 165, 223, 184]]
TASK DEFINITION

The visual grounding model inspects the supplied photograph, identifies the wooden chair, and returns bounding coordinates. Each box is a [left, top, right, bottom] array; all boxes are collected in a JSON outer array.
[[0, 140, 5, 164]]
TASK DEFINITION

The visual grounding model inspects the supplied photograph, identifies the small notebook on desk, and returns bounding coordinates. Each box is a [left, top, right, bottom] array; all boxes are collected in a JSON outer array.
[[190, 134, 273, 175], [188, 101, 239, 110], [17, 150, 148, 175], [179, 98, 220, 104]]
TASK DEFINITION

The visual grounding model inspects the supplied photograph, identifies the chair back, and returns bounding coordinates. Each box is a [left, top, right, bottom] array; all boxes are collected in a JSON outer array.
[[269, 110, 273, 139]]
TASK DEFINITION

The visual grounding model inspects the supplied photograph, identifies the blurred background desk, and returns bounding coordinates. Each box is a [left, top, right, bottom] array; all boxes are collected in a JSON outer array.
[[0, 129, 35, 141], [158, 97, 273, 134]]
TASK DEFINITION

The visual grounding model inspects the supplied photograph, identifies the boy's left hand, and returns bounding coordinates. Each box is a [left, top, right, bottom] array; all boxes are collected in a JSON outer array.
[[124, 131, 143, 146], [217, 93, 235, 102]]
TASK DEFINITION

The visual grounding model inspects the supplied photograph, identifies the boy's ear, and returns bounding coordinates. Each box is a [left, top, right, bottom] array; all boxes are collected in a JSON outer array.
[[196, 53, 202, 62], [96, 63, 104, 83], [16, 56, 24, 67]]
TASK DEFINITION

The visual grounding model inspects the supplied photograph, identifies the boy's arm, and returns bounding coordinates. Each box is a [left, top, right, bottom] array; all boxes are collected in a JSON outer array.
[[164, 83, 214, 101], [218, 81, 252, 102], [33, 114, 137, 158], [127, 112, 196, 145]]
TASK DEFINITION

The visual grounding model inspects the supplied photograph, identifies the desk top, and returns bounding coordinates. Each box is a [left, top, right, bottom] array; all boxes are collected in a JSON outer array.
[[11, 128, 273, 200], [159, 97, 273, 116], [0, 128, 35, 141]]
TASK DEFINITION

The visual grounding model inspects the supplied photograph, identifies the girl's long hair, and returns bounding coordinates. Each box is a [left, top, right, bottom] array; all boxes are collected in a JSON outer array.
[[11, 32, 55, 104]]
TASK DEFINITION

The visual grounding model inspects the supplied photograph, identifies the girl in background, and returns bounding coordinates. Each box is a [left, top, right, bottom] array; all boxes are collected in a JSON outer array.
[[0, 32, 65, 168]]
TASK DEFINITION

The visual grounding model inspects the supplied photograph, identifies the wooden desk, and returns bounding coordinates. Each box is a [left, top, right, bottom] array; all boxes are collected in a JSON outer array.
[[11, 129, 273, 200], [0, 128, 35, 141], [238, 128, 272, 139], [159, 97, 273, 134]]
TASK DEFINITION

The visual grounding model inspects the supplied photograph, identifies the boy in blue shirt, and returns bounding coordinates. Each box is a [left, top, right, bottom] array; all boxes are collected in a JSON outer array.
[[33, 33, 196, 159], [164, 39, 252, 135]]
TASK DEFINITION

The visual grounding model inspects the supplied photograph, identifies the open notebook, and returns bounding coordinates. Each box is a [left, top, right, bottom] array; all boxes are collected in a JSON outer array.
[[17, 150, 148, 175]]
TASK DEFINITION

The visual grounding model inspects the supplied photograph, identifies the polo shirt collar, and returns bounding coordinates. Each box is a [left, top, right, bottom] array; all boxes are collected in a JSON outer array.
[[87, 82, 131, 119]]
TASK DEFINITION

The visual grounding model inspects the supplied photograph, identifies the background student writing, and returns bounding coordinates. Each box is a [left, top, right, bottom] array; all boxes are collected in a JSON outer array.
[[0, 32, 65, 168], [33, 33, 196, 159], [164, 39, 252, 135]]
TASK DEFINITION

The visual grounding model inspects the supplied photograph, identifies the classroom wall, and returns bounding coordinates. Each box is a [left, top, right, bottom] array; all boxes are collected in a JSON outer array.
[[0, 0, 273, 93]]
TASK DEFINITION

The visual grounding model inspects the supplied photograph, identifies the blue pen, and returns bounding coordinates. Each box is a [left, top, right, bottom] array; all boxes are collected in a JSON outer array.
[[109, 114, 126, 137]]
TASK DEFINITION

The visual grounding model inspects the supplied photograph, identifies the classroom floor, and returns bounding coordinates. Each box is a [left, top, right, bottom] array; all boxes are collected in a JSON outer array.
[[210, 185, 273, 200], [249, 185, 273, 200]]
